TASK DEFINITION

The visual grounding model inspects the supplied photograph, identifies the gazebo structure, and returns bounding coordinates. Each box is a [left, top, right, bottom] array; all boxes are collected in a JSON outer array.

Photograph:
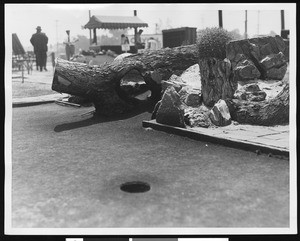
[[84, 14, 148, 47]]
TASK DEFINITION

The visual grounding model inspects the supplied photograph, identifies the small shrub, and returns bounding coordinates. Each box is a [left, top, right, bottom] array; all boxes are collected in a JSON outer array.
[[197, 27, 234, 60]]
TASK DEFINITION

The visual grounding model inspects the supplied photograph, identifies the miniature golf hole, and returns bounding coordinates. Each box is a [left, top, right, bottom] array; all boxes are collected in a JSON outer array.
[[120, 181, 150, 193]]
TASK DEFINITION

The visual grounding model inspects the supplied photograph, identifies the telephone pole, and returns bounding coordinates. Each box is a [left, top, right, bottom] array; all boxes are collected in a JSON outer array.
[[55, 20, 59, 55], [244, 10, 248, 39], [218, 10, 223, 28], [257, 10, 260, 35], [281, 10, 285, 30], [89, 10, 92, 45]]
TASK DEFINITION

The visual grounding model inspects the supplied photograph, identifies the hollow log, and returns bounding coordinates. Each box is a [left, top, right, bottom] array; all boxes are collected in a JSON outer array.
[[226, 82, 289, 126], [52, 45, 199, 116]]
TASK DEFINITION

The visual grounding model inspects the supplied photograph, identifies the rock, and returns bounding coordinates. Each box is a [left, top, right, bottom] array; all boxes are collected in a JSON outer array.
[[226, 39, 258, 69], [260, 52, 287, 80], [249, 91, 267, 102], [151, 100, 161, 120], [179, 64, 202, 90], [259, 43, 273, 57], [233, 54, 261, 81], [226, 35, 287, 81], [156, 86, 185, 127], [244, 83, 261, 92], [184, 105, 212, 128], [178, 86, 202, 107], [169, 74, 184, 83], [266, 64, 287, 80], [209, 99, 231, 126], [260, 52, 287, 70], [234, 83, 267, 102], [161, 74, 184, 92], [249, 35, 286, 59]]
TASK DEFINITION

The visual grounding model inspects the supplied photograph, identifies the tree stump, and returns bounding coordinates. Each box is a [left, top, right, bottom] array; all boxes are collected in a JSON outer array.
[[198, 58, 237, 107], [52, 44, 199, 116]]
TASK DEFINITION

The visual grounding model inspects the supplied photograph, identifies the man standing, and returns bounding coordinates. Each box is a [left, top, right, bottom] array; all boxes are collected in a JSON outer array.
[[135, 29, 144, 52], [30, 26, 48, 71]]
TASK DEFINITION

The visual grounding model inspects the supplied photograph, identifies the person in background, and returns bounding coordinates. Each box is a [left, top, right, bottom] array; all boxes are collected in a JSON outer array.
[[135, 29, 144, 52], [121, 34, 126, 45], [121, 34, 130, 53], [147, 37, 158, 50], [30, 26, 48, 71]]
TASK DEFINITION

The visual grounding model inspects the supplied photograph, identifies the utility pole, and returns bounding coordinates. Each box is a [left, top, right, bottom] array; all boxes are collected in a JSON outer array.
[[134, 10, 137, 46], [89, 10, 92, 45], [244, 10, 248, 39], [218, 10, 223, 28], [55, 20, 59, 55], [281, 10, 285, 30], [257, 10, 260, 35]]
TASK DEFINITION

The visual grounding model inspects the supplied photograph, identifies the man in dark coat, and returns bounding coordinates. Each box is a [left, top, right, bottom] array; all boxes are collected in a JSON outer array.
[[30, 26, 48, 71]]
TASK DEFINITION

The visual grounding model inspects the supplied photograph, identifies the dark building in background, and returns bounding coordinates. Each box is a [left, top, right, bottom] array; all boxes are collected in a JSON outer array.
[[162, 27, 197, 48]]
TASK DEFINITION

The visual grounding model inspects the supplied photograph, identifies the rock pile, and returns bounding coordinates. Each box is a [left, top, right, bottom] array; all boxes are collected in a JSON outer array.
[[154, 35, 288, 128], [226, 35, 288, 82], [155, 63, 231, 128]]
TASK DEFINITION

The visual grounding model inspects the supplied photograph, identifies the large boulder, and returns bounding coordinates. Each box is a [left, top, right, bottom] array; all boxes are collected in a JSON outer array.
[[266, 65, 288, 80], [226, 35, 287, 81], [260, 52, 288, 80], [184, 105, 212, 128], [209, 99, 232, 126], [233, 54, 261, 82], [156, 86, 185, 128], [179, 64, 202, 90], [178, 86, 202, 107]]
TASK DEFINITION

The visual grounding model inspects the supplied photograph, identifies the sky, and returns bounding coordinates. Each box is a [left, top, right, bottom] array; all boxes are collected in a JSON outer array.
[[5, 3, 292, 51]]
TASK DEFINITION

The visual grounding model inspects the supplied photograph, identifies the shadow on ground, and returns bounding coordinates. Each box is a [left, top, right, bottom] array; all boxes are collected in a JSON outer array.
[[54, 99, 155, 133]]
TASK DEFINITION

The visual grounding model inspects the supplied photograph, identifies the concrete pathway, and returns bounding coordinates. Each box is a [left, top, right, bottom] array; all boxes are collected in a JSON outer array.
[[143, 120, 289, 156]]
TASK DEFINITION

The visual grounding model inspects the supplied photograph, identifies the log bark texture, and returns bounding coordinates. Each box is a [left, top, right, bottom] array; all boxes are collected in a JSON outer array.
[[226, 82, 289, 126], [52, 44, 199, 116], [199, 58, 237, 107]]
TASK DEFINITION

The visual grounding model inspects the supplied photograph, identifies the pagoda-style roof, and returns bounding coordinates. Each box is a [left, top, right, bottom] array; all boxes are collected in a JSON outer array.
[[84, 15, 148, 30]]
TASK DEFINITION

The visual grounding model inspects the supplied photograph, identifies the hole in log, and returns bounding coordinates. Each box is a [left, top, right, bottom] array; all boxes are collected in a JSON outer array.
[[120, 181, 151, 193], [116, 69, 149, 103]]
